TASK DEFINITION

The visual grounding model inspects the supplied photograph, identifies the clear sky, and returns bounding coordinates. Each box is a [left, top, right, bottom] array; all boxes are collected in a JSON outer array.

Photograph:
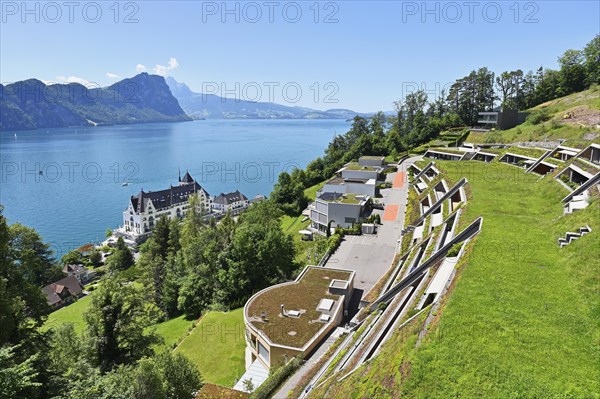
[[1, 0, 598, 111]]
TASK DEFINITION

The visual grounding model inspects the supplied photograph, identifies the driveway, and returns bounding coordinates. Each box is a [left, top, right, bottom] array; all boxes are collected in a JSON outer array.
[[325, 156, 421, 296]]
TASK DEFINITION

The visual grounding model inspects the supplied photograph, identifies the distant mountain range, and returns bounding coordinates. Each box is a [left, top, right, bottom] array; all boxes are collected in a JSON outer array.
[[0, 72, 389, 131], [0, 73, 190, 131], [165, 77, 374, 120]]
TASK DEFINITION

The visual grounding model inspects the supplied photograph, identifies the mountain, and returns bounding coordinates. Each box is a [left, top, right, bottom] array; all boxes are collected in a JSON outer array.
[[166, 77, 372, 120], [0, 73, 191, 131]]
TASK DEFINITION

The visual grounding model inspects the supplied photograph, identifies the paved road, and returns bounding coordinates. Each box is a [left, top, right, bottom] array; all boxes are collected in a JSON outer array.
[[325, 157, 421, 296]]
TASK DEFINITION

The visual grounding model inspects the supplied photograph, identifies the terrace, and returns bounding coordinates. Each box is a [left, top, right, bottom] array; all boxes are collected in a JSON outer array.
[[318, 192, 367, 205], [342, 162, 380, 171], [245, 267, 354, 349]]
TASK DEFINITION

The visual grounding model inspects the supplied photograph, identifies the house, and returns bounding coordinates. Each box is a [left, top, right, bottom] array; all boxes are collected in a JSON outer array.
[[477, 109, 527, 130], [212, 190, 249, 215], [62, 263, 96, 284], [358, 155, 385, 167], [241, 266, 354, 390], [499, 152, 539, 168], [320, 175, 377, 197], [424, 148, 465, 161], [577, 143, 600, 164], [546, 145, 581, 162], [309, 192, 370, 234], [115, 171, 211, 245], [338, 162, 382, 181], [42, 275, 84, 308]]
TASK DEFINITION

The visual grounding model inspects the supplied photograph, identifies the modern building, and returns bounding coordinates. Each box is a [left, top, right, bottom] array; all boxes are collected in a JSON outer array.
[[243, 266, 354, 373], [212, 190, 249, 216], [309, 192, 370, 234], [577, 143, 600, 164], [338, 161, 383, 181], [42, 275, 84, 308], [62, 263, 96, 284], [424, 148, 465, 161], [116, 171, 211, 244], [320, 175, 377, 197], [358, 155, 385, 167], [477, 109, 527, 130]]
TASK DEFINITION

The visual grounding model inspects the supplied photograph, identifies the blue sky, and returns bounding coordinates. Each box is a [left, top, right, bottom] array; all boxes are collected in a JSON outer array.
[[1, 1, 598, 111]]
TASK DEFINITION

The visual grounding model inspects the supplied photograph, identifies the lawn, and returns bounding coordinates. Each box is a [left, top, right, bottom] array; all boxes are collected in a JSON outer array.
[[43, 294, 92, 334], [175, 308, 246, 387], [152, 314, 196, 351], [44, 293, 196, 352], [311, 161, 599, 398]]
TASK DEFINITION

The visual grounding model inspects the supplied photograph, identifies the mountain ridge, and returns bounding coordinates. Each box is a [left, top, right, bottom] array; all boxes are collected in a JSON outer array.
[[165, 76, 379, 120], [0, 73, 191, 131]]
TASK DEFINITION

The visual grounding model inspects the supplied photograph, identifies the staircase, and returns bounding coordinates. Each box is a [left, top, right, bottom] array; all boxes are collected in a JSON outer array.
[[558, 226, 592, 248]]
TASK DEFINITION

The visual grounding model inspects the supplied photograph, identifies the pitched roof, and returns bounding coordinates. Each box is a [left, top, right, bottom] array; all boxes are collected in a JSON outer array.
[[42, 276, 83, 305], [213, 190, 248, 205], [130, 182, 209, 213], [180, 170, 195, 184], [62, 263, 88, 274]]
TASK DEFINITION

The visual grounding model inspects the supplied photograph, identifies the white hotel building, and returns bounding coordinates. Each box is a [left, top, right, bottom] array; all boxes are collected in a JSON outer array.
[[116, 171, 211, 245]]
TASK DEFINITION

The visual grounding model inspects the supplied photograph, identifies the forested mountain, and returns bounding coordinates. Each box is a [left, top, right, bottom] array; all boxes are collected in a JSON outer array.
[[0, 73, 191, 131]]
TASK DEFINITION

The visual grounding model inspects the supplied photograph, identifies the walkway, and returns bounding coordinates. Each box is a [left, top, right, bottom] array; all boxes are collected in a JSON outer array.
[[273, 329, 345, 398]]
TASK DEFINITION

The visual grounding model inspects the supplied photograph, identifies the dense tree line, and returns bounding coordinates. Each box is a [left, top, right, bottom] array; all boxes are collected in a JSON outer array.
[[138, 196, 296, 319]]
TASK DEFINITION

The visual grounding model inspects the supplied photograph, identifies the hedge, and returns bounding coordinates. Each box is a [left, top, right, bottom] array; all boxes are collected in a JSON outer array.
[[249, 356, 303, 399]]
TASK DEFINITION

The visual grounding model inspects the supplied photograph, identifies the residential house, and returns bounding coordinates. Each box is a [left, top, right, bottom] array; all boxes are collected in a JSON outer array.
[[62, 263, 96, 284], [212, 190, 250, 215], [42, 275, 84, 308], [240, 266, 354, 391], [309, 192, 370, 234]]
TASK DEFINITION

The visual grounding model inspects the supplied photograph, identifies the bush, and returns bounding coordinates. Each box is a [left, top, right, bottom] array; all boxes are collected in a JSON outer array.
[[327, 233, 343, 252], [527, 109, 552, 125], [250, 357, 302, 399], [447, 242, 463, 258]]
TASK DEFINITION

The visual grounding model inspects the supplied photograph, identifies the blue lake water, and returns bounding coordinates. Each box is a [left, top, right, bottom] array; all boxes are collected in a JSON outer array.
[[0, 119, 350, 256]]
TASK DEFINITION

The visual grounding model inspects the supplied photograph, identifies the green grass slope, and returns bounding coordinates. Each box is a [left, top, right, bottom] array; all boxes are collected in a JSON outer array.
[[314, 161, 599, 398], [468, 86, 600, 144], [175, 308, 246, 387]]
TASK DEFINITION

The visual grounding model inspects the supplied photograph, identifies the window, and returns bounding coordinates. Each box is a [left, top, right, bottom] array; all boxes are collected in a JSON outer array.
[[345, 217, 356, 224], [258, 341, 269, 364]]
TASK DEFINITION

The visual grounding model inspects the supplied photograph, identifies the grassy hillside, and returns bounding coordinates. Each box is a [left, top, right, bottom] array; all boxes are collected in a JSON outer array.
[[467, 86, 600, 144], [311, 161, 599, 398], [175, 309, 246, 387]]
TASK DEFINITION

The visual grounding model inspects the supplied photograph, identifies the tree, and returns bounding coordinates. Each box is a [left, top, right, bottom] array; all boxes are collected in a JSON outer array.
[[107, 237, 134, 271], [62, 250, 84, 266], [89, 250, 102, 267], [583, 34, 600, 85], [496, 70, 524, 109], [558, 49, 586, 95], [0, 345, 41, 398], [270, 171, 308, 215], [83, 279, 162, 372], [9, 223, 61, 286]]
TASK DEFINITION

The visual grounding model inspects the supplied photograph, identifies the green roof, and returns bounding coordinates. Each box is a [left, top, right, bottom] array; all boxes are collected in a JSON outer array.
[[246, 267, 352, 348], [344, 162, 379, 171]]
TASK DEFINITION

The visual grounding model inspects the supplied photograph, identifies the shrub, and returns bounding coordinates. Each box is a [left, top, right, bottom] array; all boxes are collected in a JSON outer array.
[[447, 242, 463, 258], [327, 233, 343, 252], [250, 357, 302, 399], [527, 109, 551, 125]]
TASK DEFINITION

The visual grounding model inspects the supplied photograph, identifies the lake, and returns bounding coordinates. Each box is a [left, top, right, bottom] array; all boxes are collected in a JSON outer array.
[[0, 119, 350, 256]]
